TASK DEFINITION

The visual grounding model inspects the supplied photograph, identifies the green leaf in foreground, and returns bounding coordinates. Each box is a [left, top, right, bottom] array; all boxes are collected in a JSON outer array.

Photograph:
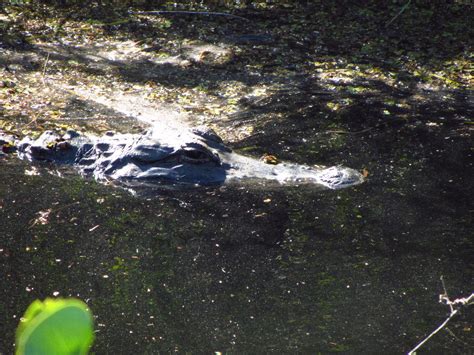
[[16, 298, 94, 355]]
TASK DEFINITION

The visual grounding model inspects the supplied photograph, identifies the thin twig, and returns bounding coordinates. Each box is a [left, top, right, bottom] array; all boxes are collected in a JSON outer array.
[[440, 275, 454, 313], [407, 276, 474, 355], [386, 0, 411, 28], [131, 10, 249, 22], [444, 327, 474, 348], [321, 127, 374, 135], [408, 310, 458, 355], [42, 52, 50, 84]]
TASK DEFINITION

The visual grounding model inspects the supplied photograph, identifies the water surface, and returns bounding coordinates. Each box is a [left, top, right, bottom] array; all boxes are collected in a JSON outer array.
[[0, 123, 472, 353]]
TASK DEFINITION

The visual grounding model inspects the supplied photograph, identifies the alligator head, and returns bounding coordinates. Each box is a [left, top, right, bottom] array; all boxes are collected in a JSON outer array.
[[16, 127, 365, 189]]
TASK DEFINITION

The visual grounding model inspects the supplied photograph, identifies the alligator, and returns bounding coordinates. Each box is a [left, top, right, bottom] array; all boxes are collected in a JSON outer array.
[[7, 127, 364, 189]]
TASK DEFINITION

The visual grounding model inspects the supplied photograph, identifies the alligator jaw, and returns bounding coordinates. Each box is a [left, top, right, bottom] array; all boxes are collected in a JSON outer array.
[[221, 152, 364, 189]]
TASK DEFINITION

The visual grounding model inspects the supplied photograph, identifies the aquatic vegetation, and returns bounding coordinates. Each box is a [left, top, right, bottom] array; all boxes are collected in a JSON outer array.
[[16, 298, 94, 355]]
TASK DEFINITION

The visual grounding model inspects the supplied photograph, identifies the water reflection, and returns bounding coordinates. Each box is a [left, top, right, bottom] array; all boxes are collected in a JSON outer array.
[[0, 151, 472, 353]]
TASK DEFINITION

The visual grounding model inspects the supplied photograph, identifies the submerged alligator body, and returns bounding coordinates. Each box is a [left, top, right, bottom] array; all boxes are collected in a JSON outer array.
[[12, 127, 364, 189]]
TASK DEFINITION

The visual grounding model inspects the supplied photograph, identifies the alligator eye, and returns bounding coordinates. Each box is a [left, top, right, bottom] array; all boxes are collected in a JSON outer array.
[[182, 149, 209, 162], [179, 147, 220, 165]]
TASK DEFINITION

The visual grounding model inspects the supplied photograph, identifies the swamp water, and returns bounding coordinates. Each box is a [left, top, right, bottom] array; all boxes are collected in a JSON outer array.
[[0, 124, 472, 354]]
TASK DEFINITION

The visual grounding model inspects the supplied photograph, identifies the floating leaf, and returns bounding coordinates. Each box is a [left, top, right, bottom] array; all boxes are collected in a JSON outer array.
[[30, 209, 52, 227], [16, 298, 94, 355], [261, 154, 279, 165]]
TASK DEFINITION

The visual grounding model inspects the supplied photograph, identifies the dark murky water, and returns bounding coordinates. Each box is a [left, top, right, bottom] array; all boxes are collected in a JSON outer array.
[[0, 124, 472, 354]]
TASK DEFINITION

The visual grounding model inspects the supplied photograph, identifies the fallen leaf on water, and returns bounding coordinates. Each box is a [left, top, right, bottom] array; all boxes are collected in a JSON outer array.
[[89, 225, 100, 232], [198, 50, 212, 61], [25, 167, 40, 176], [30, 209, 52, 227], [261, 154, 279, 165]]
